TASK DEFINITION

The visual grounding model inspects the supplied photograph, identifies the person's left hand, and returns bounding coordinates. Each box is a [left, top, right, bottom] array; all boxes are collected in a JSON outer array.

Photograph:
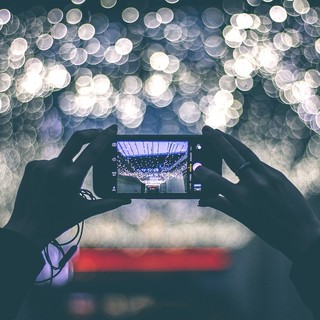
[[5, 125, 130, 250]]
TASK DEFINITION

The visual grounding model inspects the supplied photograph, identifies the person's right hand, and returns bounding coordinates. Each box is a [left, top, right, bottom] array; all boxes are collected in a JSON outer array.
[[195, 126, 320, 262]]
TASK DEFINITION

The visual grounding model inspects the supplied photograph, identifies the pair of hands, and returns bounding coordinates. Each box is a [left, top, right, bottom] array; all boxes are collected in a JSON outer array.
[[5, 125, 320, 262]]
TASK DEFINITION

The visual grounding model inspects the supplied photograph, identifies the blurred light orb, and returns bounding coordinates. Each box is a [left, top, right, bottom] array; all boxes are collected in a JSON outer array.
[[164, 55, 180, 74], [71, 0, 86, 4], [315, 38, 320, 54], [269, 6, 288, 23], [258, 46, 279, 69], [71, 48, 88, 65], [0, 73, 12, 92], [236, 77, 254, 91], [223, 0, 245, 15], [78, 23, 95, 40], [0, 93, 10, 113], [223, 26, 246, 47], [115, 38, 133, 55], [48, 8, 63, 24], [302, 7, 318, 24], [214, 90, 234, 108], [122, 7, 139, 23], [235, 13, 254, 28], [10, 38, 28, 55], [104, 46, 122, 63], [292, 81, 312, 102], [219, 75, 236, 92], [76, 75, 93, 95], [150, 52, 170, 71], [84, 38, 101, 54], [204, 35, 227, 57], [93, 74, 111, 95], [47, 65, 71, 89], [66, 9, 83, 24], [165, 0, 179, 3], [157, 8, 174, 24], [0, 9, 11, 25], [36, 34, 54, 51], [101, 0, 117, 9], [202, 8, 225, 29], [305, 69, 320, 88], [164, 24, 183, 42], [234, 57, 254, 78], [51, 23, 68, 40], [293, 0, 310, 14], [144, 12, 161, 29], [179, 101, 201, 123], [21, 72, 43, 95], [122, 76, 143, 94], [145, 74, 170, 97]]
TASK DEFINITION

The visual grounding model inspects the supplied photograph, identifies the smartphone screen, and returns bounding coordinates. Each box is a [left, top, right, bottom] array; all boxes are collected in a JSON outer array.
[[93, 135, 221, 199]]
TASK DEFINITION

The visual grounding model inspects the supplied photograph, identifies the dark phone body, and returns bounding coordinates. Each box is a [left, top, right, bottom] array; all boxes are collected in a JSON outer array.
[[93, 135, 221, 199]]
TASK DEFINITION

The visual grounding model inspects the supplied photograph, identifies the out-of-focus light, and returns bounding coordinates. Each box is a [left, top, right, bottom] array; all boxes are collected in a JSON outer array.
[[66, 9, 83, 24], [0, 9, 11, 25], [48, 8, 63, 24], [150, 52, 170, 71], [10, 38, 28, 55], [179, 101, 201, 124], [202, 8, 225, 28], [315, 38, 320, 54], [71, 0, 86, 4], [122, 7, 139, 23], [67, 293, 96, 316], [235, 13, 254, 28], [51, 23, 68, 40], [93, 74, 111, 95], [145, 74, 170, 97], [293, 0, 310, 14], [115, 38, 133, 55], [104, 46, 122, 63], [144, 12, 161, 29], [234, 57, 254, 78], [0, 0, 320, 251], [36, 34, 54, 51], [269, 6, 288, 23], [46, 65, 71, 89], [78, 23, 95, 40], [165, 0, 179, 3], [101, 0, 117, 9], [157, 8, 174, 24], [223, 0, 245, 15]]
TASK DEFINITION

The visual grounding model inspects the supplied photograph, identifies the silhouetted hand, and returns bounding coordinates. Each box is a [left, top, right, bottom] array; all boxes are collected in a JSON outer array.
[[4, 125, 130, 250], [196, 126, 320, 261]]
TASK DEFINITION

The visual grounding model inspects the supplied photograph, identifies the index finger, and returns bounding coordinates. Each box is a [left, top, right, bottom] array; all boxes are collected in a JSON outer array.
[[58, 129, 103, 163], [73, 124, 117, 173], [202, 126, 246, 174]]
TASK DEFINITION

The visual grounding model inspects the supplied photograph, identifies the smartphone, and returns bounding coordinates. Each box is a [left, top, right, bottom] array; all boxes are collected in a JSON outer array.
[[93, 135, 221, 199]]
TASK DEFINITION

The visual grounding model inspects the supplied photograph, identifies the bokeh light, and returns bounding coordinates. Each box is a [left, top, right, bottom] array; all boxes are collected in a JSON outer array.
[[0, 0, 319, 250]]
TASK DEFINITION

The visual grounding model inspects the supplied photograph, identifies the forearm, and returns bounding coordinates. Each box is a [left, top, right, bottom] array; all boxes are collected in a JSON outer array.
[[290, 236, 320, 320], [0, 228, 45, 319]]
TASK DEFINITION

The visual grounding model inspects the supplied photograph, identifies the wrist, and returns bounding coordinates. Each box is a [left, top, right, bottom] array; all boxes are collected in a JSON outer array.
[[4, 221, 47, 251], [289, 226, 320, 262]]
